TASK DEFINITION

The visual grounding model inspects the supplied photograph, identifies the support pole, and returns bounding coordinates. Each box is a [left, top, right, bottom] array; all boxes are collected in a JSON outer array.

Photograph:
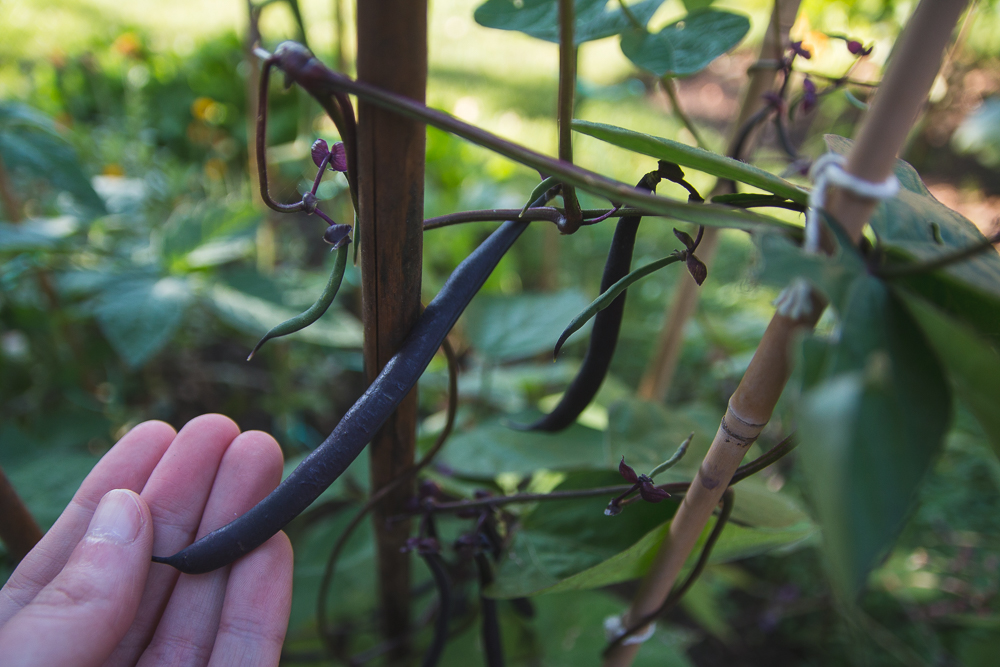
[[356, 0, 428, 651]]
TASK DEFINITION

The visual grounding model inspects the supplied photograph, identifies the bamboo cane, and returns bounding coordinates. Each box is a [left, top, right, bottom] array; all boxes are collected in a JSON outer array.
[[637, 0, 802, 402], [605, 2, 969, 664]]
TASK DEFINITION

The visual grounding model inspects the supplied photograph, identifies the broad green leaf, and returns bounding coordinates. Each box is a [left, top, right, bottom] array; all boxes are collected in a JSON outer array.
[[473, 0, 667, 45], [0, 124, 106, 216], [0, 217, 79, 252], [574, 120, 809, 204], [490, 472, 814, 598], [605, 398, 722, 474], [753, 229, 864, 313], [5, 454, 99, 529], [825, 135, 1000, 345], [287, 506, 376, 639], [464, 289, 591, 362], [489, 470, 679, 598], [554, 253, 684, 357], [440, 414, 607, 476], [156, 200, 260, 270], [798, 276, 951, 596], [209, 284, 363, 349], [900, 292, 1000, 457], [620, 10, 750, 77], [94, 276, 193, 367], [438, 590, 695, 667]]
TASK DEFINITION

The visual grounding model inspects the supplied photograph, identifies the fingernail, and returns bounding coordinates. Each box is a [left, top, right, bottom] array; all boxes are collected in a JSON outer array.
[[86, 489, 144, 545]]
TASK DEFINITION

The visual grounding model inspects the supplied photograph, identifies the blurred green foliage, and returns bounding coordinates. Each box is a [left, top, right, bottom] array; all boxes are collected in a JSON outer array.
[[2, 1, 1000, 665]]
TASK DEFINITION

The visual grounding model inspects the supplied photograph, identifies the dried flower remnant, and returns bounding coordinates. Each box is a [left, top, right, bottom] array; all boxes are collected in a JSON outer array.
[[606, 458, 671, 516]]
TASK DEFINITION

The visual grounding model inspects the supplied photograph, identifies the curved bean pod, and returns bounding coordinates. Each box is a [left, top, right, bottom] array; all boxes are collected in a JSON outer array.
[[551, 252, 684, 359], [247, 242, 350, 361], [152, 211, 539, 574], [516, 170, 662, 432]]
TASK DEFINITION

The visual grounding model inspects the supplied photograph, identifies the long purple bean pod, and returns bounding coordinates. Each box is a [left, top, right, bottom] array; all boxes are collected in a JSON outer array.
[[517, 169, 663, 432], [152, 210, 539, 573]]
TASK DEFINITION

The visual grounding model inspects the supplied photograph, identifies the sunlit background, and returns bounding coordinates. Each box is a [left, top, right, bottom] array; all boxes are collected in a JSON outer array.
[[2, 0, 1000, 664]]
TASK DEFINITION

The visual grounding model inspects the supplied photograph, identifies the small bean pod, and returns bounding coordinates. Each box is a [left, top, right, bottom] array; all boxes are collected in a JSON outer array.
[[247, 225, 352, 361], [517, 170, 662, 432], [152, 202, 543, 573]]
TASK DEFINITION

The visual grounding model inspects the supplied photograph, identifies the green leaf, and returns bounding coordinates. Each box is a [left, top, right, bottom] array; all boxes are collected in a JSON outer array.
[[5, 454, 99, 529], [798, 276, 952, 596], [440, 414, 607, 476], [209, 284, 363, 349], [753, 229, 865, 313], [554, 253, 684, 357], [0, 117, 106, 216], [574, 120, 808, 204], [824, 135, 1000, 345], [620, 10, 750, 78], [899, 291, 1000, 458], [0, 217, 79, 252], [94, 276, 193, 367], [489, 470, 679, 598], [473, 0, 667, 45], [156, 200, 261, 270], [491, 475, 814, 598], [464, 289, 592, 362], [605, 398, 722, 474]]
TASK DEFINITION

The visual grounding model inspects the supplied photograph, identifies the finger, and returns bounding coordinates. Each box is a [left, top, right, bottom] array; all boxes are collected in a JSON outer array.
[[0, 490, 154, 667], [0, 421, 175, 624], [137, 430, 283, 666], [208, 532, 293, 667], [105, 414, 241, 666]]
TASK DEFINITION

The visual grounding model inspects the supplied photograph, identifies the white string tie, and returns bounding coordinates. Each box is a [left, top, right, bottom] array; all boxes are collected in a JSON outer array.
[[604, 614, 656, 646], [773, 153, 899, 318]]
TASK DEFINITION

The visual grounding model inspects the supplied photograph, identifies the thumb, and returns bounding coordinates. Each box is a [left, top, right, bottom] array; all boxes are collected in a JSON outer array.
[[0, 489, 154, 667]]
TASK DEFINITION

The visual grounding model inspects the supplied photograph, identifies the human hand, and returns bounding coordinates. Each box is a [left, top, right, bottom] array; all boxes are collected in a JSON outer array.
[[0, 415, 293, 667]]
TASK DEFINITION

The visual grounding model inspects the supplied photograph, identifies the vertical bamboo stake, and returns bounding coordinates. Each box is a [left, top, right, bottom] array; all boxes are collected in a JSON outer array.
[[356, 0, 428, 651], [637, 0, 801, 402], [606, 2, 968, 665], [0, 464, 42, 563]]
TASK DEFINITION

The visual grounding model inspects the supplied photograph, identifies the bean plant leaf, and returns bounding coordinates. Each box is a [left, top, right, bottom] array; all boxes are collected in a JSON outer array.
[[824, 135, 1000, 345], [440, 414, 607, 476], [209, 284, 363, 349], [0, 103, 106, 216], [899, 291, 1000, 457], [464, 289, 592, 361], [554, 253, 684, 357], [490, 475, 814, 598], [473, 0, 667, 45], [620, 10, 750, 78], [797, 275, 951, 596], [574, 120, 809, 204], [0, 217, 79, 252], [94, 276, 193, 368]]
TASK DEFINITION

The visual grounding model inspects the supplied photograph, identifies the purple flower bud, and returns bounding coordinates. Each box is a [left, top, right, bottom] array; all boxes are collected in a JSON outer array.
[[604, 500, 623, 516], [323, 223, 353, 248], [686, 254, 707, 286], [847, 40, 872, 56], [329, 142, 348, 172], [311, 139, 330, 169], [619, 457, 639, 484], [419, 479, 443, 500], [639, 480, 671, 503], [673, 228, 695, 250], [790, 41, 812, 60], [802, 77, 818, 113], [762, 92, 786, 113]]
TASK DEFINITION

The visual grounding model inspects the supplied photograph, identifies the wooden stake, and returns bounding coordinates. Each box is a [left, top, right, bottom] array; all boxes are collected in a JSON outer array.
[[637, 0, 802, 403], [356, 0, 428, 652], [606, 2, 968, 664]]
